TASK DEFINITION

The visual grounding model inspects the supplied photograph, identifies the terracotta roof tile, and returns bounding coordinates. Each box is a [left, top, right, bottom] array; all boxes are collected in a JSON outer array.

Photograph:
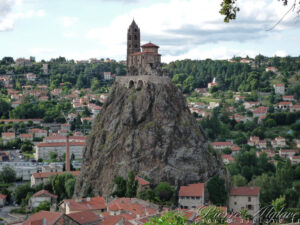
[[31, 190, 57, 199], [67, 210, 101, 224], [230, 187, 260, 196], [179, 183, 205, 197], [23, 211, 63, 225]]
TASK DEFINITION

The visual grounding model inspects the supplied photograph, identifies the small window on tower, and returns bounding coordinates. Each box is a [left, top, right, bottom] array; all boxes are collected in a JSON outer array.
[[134, 35, 137, 40], [129, 35, 131, 40], [135, 28, 137, 32], [129, 45, 131, 48], [135, 45, 137, 48]]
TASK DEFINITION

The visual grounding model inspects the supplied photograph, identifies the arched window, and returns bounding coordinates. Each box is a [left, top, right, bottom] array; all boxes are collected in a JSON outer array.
[[134, 35, 137, 40], [129, 80, 134, 88], [128, 35, 131, 40]]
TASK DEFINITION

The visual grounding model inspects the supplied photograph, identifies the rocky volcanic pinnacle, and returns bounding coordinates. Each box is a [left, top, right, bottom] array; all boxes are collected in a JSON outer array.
[[74, 78, 225, 197]]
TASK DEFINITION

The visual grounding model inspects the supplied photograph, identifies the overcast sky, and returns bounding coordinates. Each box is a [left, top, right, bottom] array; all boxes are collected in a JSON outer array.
[[0, 0, 299, 62]]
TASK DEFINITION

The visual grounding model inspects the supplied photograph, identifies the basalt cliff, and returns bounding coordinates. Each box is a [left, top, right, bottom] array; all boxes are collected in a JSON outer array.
[[74, 76, 225, 197]]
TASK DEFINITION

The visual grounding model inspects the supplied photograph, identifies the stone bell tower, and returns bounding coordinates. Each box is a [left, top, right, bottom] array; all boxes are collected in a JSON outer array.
[[127, 20, 140, 67]]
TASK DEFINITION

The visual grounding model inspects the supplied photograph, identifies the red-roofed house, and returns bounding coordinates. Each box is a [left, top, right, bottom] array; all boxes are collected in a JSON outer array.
[[229, 187, 260, 219], [59, 196, 106, 215], [29, 190, 57, 209], [283, 95, 294, 101], [273, 83, 285, 95], [1, 132, 16, 143], [0, 193, 6, 207], [279, 149, 298, 158], [290, 155, 300, 165], [31, 171, 80, 186], [23, 211, 63, 225], [135, 176, 150, 188], [178, 183, 205, 209], [253, 106, 269, 118], [290, 104, 300, 112], [20, 133, 34, 141], [221, 154, 234, 164], [210, 142, 234, 150], [277, 101, 293, 110], [29, 128, 47, 138], [63, 210, 102, 225]]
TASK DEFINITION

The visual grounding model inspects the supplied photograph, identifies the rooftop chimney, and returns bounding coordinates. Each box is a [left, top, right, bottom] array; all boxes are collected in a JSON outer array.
[[66, 135, 70, 171]]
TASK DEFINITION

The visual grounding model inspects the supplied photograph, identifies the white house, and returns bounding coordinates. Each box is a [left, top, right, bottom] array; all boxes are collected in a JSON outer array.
[[229, 187, 260, 220], [104, 72, 112, 80], [26, 73, 36, 81], [178, 183, 205, 209], [35, 142, 85, 161], [31, 171, 80, 186], [29, 190, 57, 209], [1, 132, 16, 144], [273, 83, 285, 95]]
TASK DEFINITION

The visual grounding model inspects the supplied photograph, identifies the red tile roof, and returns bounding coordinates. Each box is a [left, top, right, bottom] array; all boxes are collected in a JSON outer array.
[[23, 211, 63, 225], [141, 42, 159, 48], [211, 142, 233, 147], [230, 187, 260, 196], [31, 190, 57, 199], [179, 183, 205, 197], [66, 210, 101, 224], [102, 215, 124, 225], [135, 176, 150, 186], [0, 193, 6, 199], [36, 142, 85, 147], [32, 171, 80, 179], [64, 196, 106, 211]]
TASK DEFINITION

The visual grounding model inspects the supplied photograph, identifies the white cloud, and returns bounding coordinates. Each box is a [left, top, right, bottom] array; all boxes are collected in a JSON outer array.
[[86, 0, 297, 60], [274, 50, 288, 57], [60, 16, 78, 27], [30, 48, 56, 55], [0, 0, 45, 32]]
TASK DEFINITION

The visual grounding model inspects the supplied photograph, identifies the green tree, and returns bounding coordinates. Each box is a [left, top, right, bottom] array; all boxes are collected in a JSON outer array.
[[272, 196, 286, 213], [33, 201, 50, 213], [126, 171, 138, 198], [146, 212, 188, 225], [112, 176, 126, 197], [0, 166, 16, 183], [13, 183, 33, 205], [231, 174, 247, 187], [154, 182, 174, 203], [207, 175, 227, 205], [65, 178, 76, 199]]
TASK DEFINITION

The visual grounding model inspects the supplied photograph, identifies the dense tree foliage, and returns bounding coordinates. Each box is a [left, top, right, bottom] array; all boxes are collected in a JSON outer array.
[[207, 175, 227, 205]]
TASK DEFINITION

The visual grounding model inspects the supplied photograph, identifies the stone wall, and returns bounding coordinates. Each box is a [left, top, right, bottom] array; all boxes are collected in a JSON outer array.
[[116, 75, 171, 89]]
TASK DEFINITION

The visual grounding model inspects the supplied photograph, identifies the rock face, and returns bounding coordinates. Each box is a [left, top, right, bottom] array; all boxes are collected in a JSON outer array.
[[74, 77, 225, 197]]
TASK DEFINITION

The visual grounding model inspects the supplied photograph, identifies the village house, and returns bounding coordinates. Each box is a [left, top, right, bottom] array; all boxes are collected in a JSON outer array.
[[42, 163, 63, 173], [279, 149, 299, 158], [0, 194, 6, 207], [107, 198, 159, 217], [265, 66, 278, 73], [290, 104, 300, 112], [63, 210, 102, 225], [1, 132, 16, 144], [240, 59, 253, 64], [243, 101, 259, 109], [23, 211, 63, 225], [271, 136, 287, 148], [252, 106, 269, 118], [35, 142, 85, 161], [29, 190, 57, 209], [92, 106, 102, 118], [192, 102, 206, 109], [283, 95, 294, 101], [231, 146, 241, 156], [104, 72, 112, 80], [26, 73, 36, 81], [256, 150, 276, 158], [295, 139, 300, 149], [178, 183, 205, 209], [235, 96, 246, 102], [29, 128, 47, 138], [222, 154, 234, 164], [59, 196, 107, 215], [61, 123, 71, 131], [31, 171, 80, 186], [208, 102, 220, 109], [290, 155, 300, 165], [229, 187, 260, 220], [211, 141, 234, 150], [273, 83, 285, 95], [277, 102, 293, 110], [19, 133, 34, 142]]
